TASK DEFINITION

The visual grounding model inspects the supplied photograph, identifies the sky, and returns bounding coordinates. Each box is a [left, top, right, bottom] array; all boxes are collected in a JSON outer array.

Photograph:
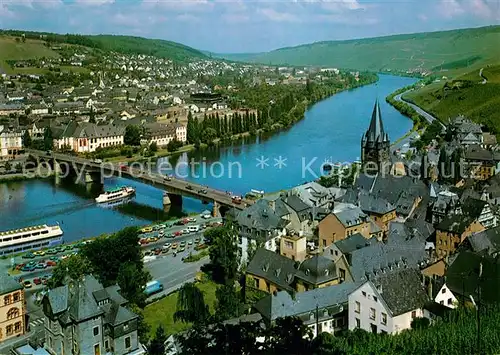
[[0, 0, 499, 53]]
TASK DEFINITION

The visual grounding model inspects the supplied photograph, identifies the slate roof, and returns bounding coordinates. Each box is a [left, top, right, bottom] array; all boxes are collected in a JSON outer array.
[[332, 203, 368, 227], [44, 275, 137, 325], [0, 273, 23, 294], [445, 251, 500, 304], [334, 222, 429, 282], [465, 145, 500, 162], [363, 99, 389, 144], [235, 199, 288, 235], [461, 197, 487, 220], [295, 255, 338, 285], [254, 282, 359, 322], [340, 188, 395, 215], [437, 215, 475, 234], [370, 268, 430, 316], [354, 174, 427, 217], [463, 226, 500, 255], [334, 233, 380, 255], [247, 249, 297, 292]]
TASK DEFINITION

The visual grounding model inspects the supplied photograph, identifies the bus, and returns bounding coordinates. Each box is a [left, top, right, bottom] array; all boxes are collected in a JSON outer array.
[[143, 280, 163, 297]]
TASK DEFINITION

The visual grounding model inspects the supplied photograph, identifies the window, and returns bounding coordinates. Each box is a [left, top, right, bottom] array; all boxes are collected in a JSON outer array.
[[284, 240, 293, 249], [355, 318, 360, 328], [6, 324, 13, 335], [13, 292, 20, 302], [440, 300, 444, 305], [322, 239, 326, 247], [4, 295, 11, 305], [7, 307, 20, 320], [14, 321, 22, 333], [448, 298, 453, 305], [362, 291, 367, 297], [355, 301, 360, 313], [104, 340, 109, 350], [335, 250, 338, 256], [369, 308, 376, 320], [93, 326, 99, 336], [411, 311, 416, 319], [339, 268, 346, 280], [373, 296, 378, 302], [125, 337, 131, 349], [94, 344, 100, 355], [381, 312, 387, 325], [336, 318, 344, 327], [370, 323, 377, 333], [442, 288, 446, 294], [123, 322, 129, 331]]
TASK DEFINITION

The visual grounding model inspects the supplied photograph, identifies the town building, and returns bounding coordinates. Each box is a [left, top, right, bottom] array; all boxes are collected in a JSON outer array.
[[280, 232, 307, 262], [254, 282, 358, 338], [318, 203, 379, 249], [435, 215, 485, 258], [54, 122, 125, 153], [464, 145, 500, 180], [360, 100, 390, 175], [0, 273, 25, 344], [348, 268, 431, 334], [42, 275, 146, 355], [0, 126, 23, 160]]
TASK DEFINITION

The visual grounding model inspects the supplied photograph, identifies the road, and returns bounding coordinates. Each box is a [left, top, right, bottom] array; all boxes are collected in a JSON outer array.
[[480, 68, 487, 84], [394, 90, 445, 128]]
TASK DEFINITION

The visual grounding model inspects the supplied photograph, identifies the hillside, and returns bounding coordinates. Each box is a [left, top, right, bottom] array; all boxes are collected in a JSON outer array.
[[218, 26, 500, 72], [0, 30, 207, 63], [404, 64, 500, 134]]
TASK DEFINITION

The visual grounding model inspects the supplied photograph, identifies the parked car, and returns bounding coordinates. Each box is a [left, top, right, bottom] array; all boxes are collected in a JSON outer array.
[[33, 278, 42, 285], [198, 189, 208, 194], [164, 175, 172, 181], [186, 185, 193, 190], [182, 228, 190, 234], [21, 264, 36, 272], [188, 240, 193, 245], [171, 243, 178, 249], [23, 280, 32, 289], [46, 260, 57, 267], [41, 276, 49, 285], [36, 263, 47, 269], [22, 253, 35, 259]]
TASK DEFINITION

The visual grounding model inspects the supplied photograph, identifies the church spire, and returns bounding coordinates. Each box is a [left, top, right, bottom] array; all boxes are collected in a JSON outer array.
[[365, 99, 388, 143]]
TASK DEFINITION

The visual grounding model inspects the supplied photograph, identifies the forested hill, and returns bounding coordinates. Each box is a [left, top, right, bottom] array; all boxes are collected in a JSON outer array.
[[0, 30, 207, 62], [217, 25, 500, 72]]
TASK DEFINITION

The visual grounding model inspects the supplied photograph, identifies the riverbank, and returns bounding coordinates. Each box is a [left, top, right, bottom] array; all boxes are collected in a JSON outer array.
[[0, 169, 53, 182]]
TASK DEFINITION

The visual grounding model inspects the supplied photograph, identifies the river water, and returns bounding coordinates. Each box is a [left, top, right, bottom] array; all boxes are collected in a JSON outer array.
[[0, 74, 417, 242]]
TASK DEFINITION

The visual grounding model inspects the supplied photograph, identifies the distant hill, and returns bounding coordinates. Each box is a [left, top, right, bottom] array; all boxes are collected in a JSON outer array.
[[404, 64, 500, 135], [0, 30, 207, 62], [217, 26, 500, 72]]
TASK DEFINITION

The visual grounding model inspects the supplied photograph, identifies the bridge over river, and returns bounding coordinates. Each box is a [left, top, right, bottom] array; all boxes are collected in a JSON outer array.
[[26, 150, 253, 215]]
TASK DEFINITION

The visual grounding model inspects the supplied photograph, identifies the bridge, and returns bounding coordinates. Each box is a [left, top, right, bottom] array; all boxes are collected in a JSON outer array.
[[26, 150, 253, 215]]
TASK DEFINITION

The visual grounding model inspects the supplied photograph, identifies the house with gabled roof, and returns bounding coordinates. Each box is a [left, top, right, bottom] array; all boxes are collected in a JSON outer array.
[[348, 268, 431, 334]]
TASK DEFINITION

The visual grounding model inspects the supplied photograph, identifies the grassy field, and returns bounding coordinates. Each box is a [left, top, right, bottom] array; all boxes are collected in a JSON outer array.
[[0, 36, 60, 74], [404, 63, 500, 134], [219, 25, 500, 72], [143, 277, 218, 337]]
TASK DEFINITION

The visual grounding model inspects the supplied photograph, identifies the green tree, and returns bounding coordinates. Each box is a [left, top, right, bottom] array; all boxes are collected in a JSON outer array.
[[206, 227, 239, 284], [124, 125, 141, 146], [48, 254, 91, 288], [263, 317, 312, 354], [173, 282, 210, 325], [129, 303, 150, 345], [43, 127, 53, 150], [4, 160, 12, 171], [22, 130, 32, 149], [148, 325, 167, 355], [149, 141, 158, 152], [167, 139, 183, 152], [214, 284, 241, 322], [117, 261, 149, 307], [201, 127, 217, 144]]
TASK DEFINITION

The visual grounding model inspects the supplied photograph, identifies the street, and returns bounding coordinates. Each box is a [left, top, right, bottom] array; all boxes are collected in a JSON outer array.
[[394, 90, 444, 128]]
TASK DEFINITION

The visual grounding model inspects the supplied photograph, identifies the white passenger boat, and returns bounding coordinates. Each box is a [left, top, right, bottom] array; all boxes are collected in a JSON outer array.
[[0, 224, 63, 256], [95, 186, 136, 204]]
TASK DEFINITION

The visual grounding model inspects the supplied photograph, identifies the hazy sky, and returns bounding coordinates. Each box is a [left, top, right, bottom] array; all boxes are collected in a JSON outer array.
[[0, 0, 499, 53]]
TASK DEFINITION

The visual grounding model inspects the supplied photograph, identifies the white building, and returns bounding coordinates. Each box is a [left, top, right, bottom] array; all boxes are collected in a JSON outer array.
[[348, 268, 431, 334], [54, 122, 125, 153], [434, 283, 458, 309], [0, 126, 23, 160]]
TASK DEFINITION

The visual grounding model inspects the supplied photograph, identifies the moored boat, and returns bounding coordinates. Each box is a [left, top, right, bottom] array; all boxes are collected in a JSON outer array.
[[0, 224, 63, 256]]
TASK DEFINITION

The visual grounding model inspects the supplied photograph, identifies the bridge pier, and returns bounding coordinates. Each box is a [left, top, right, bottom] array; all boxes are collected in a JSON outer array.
[[53, 160, 62, 185], [74, 170, 102, 187], [163, 192, 182, 213], [212, 201, 221, 218]]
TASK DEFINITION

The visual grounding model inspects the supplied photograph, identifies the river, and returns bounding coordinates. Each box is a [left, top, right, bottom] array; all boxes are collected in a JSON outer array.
[[0, 74, 417, 242]]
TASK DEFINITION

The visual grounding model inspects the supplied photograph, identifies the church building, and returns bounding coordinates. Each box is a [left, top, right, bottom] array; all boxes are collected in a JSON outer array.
[[361, 100, 391, 174]]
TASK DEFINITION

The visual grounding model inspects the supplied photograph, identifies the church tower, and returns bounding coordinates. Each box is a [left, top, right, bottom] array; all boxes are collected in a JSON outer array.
[[361, 100, 390, 174]]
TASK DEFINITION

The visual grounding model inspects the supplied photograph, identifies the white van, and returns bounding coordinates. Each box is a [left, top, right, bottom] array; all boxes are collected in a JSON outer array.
[[188, 225, 200, 233]]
